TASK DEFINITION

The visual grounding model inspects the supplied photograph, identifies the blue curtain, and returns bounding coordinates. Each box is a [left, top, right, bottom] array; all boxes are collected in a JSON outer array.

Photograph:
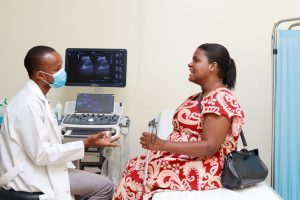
[[274, 30, 300, 200]]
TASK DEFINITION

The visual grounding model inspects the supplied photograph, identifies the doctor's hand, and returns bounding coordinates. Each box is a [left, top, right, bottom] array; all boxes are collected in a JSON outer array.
[[83, 132, 120, 148], [140, 132, 165, 151]]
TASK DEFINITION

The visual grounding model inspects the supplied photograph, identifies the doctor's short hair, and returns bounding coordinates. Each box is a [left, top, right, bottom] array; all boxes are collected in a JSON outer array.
[[24, 45, 55, 78]]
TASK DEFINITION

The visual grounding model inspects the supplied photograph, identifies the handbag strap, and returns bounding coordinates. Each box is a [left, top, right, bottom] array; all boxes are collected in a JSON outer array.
[[240, 129, 248, 148]]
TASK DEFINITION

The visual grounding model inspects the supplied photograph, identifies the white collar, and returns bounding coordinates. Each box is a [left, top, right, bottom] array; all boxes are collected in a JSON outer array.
[[26, 79, 48, 103]]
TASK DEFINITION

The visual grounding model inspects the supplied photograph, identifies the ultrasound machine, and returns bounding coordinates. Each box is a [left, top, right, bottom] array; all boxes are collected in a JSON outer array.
[[61, 48, 128, 142], [60, 48, 130, 181]]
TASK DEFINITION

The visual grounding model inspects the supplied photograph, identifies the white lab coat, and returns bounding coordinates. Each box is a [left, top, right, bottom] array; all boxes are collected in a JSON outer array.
[[0, 80, 85, 200]]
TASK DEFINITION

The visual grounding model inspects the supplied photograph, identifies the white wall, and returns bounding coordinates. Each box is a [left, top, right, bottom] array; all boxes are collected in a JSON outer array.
[[0, 0, 141, 105], [1, 0, 300, 184]]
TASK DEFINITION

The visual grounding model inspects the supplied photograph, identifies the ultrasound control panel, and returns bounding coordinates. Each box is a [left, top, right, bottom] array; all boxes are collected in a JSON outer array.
[[61, 94, 123, 141], [62, 113, 120, 126], [64, 128, 117, 138]]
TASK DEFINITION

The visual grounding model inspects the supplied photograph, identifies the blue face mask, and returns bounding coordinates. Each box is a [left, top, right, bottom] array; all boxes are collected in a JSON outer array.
[[41, 68, 67, 88]]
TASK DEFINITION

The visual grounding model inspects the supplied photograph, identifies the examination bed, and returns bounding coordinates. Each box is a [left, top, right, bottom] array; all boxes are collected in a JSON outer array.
[[150, 110, 282, 200]]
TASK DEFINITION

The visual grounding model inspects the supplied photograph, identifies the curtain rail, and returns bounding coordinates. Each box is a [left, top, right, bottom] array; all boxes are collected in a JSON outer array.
[[288, 22, 300, 30]]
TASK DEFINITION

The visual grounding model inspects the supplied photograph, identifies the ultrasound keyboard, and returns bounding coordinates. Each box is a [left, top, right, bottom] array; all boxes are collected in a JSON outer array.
[[62, 113, 120, 126], [69, 128, 115, 137]]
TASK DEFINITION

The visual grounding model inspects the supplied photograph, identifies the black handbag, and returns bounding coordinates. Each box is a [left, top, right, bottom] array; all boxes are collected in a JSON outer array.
[[221, 130, 268, 189]]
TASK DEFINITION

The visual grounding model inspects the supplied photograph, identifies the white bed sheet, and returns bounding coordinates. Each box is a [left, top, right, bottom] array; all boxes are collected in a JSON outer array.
[[152, 182, 282, 200]]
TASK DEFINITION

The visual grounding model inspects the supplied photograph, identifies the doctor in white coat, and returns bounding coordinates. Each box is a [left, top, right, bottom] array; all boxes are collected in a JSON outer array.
[[0, 46, 118, 200]]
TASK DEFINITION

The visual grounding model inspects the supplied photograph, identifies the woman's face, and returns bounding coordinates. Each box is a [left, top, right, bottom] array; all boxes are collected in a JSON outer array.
[[188, 48, 211, 85]]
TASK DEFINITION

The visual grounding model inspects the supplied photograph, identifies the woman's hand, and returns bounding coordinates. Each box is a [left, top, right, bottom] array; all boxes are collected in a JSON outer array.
[[140, 132, 165, 151], [83, 131, 120, 148]]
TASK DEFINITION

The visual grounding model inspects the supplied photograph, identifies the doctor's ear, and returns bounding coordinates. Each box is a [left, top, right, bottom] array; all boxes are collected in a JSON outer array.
[[34, 71, 44, 80], [33, 71, 46, 82]]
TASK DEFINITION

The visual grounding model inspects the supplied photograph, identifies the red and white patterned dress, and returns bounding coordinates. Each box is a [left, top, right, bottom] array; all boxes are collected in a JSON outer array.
[[113, 87, 245, 200]]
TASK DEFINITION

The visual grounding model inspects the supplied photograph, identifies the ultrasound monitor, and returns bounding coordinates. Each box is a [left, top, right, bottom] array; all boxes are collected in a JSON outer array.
[[75, 93, 114, 114], [65, 48, 127, 87]]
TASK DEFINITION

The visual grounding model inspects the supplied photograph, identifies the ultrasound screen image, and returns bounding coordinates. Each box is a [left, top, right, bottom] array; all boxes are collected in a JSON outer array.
[[95, 56, 110, 76], [78, 55, 110, 77], [75, 93, 114, 113], [65, 48, 127, 87], [78, 55, 94, 76]]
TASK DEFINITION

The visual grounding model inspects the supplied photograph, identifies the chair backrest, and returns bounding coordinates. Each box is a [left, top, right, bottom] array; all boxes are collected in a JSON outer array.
[[155, 109, 175, 140]]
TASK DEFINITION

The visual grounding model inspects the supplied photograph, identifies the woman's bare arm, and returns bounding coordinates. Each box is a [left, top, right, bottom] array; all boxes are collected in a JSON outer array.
[[140, 113, 230, 157]]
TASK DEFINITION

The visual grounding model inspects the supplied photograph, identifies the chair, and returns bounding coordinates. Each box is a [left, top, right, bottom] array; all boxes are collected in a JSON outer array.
[[0, 188, 43, 200]]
